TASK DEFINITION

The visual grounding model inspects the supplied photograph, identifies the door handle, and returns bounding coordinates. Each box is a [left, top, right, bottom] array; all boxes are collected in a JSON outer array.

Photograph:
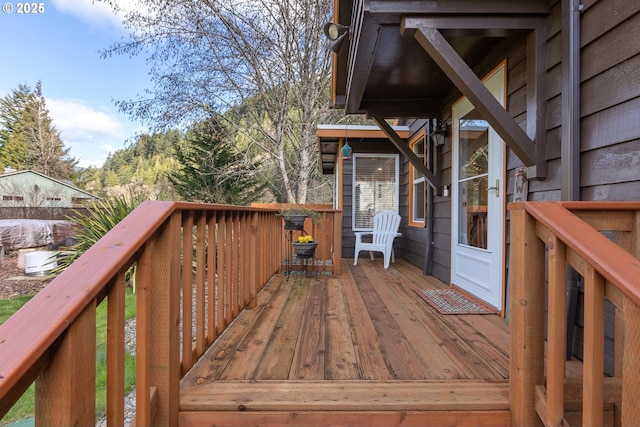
[[488, 179, 499, 197]]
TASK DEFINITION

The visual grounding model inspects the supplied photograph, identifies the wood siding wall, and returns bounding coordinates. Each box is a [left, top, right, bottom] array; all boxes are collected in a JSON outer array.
[[396, 0, 639, 372], [337, 1, 640, 327], [534, 0, 640, 202]]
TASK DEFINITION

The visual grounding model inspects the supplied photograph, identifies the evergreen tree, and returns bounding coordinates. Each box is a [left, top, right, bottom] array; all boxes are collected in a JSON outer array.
[[0, 84, 32, 170], [169, 117, 266, 205], [26, 82, 77, 179], [0, 82, 77, 179]]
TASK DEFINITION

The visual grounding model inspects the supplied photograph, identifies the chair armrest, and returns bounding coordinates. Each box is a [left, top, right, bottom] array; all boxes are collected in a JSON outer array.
[[354, 232, 373, 244]]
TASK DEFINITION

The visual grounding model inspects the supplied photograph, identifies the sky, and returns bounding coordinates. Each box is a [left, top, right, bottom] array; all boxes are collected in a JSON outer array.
[[0, 0, 151, 168]]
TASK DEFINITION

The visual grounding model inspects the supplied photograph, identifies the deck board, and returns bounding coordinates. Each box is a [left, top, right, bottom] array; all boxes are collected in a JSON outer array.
[[253, 283, 309, 380], [180, 259, 512, 424], [289, 279, 326, 380], [353, 263, 432, 379], [325, 277, 360, 379], [181, 380, 510, 411]]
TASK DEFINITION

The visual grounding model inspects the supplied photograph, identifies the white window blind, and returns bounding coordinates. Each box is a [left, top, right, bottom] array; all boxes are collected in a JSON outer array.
[[353, 154, 398, 230]]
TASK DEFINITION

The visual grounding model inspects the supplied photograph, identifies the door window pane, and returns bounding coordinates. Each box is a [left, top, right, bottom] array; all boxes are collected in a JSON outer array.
[[458, 176, 488, 249], [458, 116, 489, 180], [457, 110, 489, 249]]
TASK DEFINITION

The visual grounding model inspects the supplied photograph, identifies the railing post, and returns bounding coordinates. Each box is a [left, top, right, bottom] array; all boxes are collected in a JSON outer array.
[[35, 303, 96, 427], [509, 204, 545, 426], [135, 212, 181, 427], [622, 294, 640, 426], [181, 211, 194, 371], [621, 211, 640, 426], [334, 211, 343, 275]]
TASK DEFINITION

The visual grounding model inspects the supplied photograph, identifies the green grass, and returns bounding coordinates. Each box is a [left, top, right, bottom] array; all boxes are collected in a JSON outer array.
[[0, 288, 137, 426], [0, 296, 33, 324]]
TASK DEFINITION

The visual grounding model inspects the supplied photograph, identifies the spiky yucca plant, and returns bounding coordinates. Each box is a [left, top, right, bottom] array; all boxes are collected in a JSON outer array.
[[52, 194, 146, 291]]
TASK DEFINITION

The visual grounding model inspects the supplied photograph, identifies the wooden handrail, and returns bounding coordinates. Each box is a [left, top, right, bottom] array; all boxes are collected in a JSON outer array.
[[0, 201, 176, 416], [523, 201, 640, 305], [0, 201, 341, 426], [509, 201, 640, 427]]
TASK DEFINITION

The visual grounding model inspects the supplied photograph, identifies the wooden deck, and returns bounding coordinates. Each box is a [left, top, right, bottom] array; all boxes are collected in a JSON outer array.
[[179, 258, 511, 426]]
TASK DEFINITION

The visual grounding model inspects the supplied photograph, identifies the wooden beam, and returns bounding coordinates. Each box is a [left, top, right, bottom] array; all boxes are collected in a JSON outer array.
[[403, 23, 537, 166], [368, 0, 550, 15], [360, 98, 442, 118], [527, 24, 549, 179], [403, 16, 546, 33], [345, 19, 381, 114], [371, 116, 440, 190]]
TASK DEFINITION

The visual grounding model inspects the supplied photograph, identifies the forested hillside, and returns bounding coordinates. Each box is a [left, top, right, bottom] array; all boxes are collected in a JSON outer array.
[[1, 81, 343, 206], [81, 131, 182, 201]]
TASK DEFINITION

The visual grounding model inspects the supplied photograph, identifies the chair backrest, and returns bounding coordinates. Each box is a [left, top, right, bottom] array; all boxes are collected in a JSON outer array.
[[372, 210, 401, 245]]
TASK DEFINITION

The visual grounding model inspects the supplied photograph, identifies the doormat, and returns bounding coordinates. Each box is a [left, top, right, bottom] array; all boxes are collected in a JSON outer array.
[[415, 289, 495, 315]]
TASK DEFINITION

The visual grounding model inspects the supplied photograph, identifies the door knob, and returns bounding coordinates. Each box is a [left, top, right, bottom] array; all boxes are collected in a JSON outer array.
[[488, 179, 499, 197]]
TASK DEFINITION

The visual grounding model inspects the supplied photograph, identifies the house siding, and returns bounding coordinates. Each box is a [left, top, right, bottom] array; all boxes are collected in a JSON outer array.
[[0, 171, 98, 208], [405, 0, 638, 373], [332, 0, 638, 373]]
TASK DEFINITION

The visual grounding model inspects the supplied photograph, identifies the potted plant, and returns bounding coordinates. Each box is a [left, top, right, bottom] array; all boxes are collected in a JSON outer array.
[[292, 234, 318, 257], [279, 206, 321, 230]]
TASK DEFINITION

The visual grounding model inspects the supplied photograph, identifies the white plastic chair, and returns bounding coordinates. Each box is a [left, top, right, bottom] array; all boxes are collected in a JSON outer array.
[[354, 210, 401, 269]]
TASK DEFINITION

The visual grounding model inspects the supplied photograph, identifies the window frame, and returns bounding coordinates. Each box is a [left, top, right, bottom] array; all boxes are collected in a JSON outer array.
[[409, 132, 427, 227], [351, 153, 399, 231]]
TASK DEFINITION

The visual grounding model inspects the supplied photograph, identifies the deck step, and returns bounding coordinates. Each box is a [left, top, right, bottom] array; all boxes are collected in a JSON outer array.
[[179, 380, 510, 426]]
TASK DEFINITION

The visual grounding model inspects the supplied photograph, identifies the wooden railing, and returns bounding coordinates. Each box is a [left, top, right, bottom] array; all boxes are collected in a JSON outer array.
[[0, 202, 341, 426], [252, 204, 344, 275], [509, 201, 640, 427]]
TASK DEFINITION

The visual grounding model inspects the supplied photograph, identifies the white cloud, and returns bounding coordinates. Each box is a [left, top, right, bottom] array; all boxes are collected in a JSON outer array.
[[47, 98, 134, 167], [51, 0, 153, 35], [51, 0, 125, 33]]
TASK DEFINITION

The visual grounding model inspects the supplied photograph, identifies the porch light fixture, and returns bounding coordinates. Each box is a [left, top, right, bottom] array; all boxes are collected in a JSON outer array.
[[323, 22, 349, 54], [431, 119, 448, 147]]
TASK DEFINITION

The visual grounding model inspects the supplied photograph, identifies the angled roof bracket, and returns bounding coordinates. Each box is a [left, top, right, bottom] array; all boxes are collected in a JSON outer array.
[[401, 16, 548, 179], [371, 116, 441, 190]]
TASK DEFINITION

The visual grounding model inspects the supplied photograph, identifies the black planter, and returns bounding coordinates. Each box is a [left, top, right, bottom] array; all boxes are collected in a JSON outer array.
[[292, 242, 317, 258], [283, 215, 306, 230]]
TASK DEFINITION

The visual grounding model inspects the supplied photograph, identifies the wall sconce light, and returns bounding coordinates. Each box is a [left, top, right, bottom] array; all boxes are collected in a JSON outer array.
[[341, 141, 352, 160], [323, 22, 350, 54], [431, 118, 447, 147]]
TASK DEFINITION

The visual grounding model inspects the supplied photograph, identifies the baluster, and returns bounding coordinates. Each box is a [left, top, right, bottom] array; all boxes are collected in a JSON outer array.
[[207, 212, 217, 343], [106, 271, 126, 427], [195, 212, 207, 357], [583, 265, 605, 427], [546, 234, 567, 427]]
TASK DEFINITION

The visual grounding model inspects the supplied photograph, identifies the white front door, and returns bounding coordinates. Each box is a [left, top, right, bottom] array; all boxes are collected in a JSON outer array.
[[451, 63, 506, 310]]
